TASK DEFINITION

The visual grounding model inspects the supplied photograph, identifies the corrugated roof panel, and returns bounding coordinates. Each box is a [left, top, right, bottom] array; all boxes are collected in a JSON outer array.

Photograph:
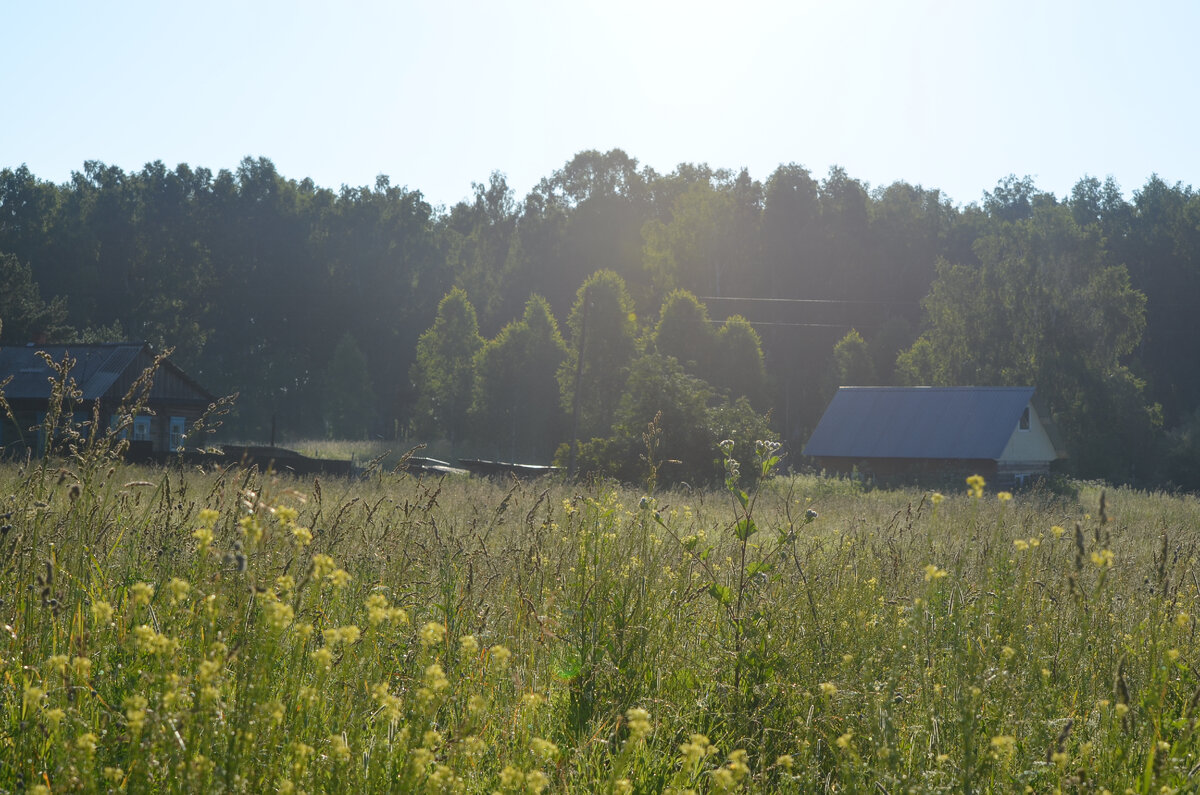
[[0, 344, 149, 400], [803, 386, 1036, 460], [74, 346, 144, 399]]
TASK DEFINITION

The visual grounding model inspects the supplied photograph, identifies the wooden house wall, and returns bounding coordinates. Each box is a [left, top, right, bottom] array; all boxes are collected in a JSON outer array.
[[812, 457, 998, 481], [103, 351, 213, 406], [811, 456, 1053, 489]]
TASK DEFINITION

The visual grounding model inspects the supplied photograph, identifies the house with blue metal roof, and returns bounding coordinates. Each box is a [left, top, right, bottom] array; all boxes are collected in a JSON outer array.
[[803, 386, 1065, 487], [0, 343, 215, 457]]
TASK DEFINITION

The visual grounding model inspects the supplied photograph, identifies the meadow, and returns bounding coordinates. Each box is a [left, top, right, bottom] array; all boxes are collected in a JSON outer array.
[[3, 442, 1200, 793]]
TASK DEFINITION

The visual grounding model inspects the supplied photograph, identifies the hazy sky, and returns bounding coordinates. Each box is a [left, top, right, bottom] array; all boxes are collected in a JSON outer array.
[[4, 0, 1197, 209]]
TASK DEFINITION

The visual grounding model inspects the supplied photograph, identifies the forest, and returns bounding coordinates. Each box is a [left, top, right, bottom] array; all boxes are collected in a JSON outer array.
[[1, 151, 1198, 488]]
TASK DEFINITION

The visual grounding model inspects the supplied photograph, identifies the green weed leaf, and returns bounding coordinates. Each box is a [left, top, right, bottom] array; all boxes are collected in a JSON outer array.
[[735, 518, 757, 541], [708, 583, 733, 606]]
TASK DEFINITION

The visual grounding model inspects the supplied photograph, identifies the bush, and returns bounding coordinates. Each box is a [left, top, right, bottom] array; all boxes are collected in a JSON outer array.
[[557, 354, 777, 488]]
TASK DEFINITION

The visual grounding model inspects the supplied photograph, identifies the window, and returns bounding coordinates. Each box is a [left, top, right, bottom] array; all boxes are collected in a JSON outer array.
[[169, 417, 186, 451], [1019, 406, 1031, 431], [133, 416, 151, 442]]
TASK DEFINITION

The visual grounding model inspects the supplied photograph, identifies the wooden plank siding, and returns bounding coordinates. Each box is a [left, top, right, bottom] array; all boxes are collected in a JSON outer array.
[[0, 343, 217, 456]]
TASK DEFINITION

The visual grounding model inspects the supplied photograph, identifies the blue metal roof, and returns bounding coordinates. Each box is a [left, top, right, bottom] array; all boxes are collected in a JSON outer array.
[[0, 344, 146, 400], [0, 343, 214, 405], [802, 386, 1036, 460]]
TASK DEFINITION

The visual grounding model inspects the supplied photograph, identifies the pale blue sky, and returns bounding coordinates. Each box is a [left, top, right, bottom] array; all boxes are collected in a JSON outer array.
[[3, 0, 1197, 209]]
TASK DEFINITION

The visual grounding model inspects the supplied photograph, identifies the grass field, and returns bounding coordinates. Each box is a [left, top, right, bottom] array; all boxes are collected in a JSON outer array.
[[3, 444, 1199, 793]]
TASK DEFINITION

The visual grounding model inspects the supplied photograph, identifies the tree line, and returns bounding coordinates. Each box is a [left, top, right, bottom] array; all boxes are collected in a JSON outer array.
[[1, 153, 1198, 487]]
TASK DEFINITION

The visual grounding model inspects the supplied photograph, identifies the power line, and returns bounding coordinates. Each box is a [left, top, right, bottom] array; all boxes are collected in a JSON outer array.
[[704, 319, 878, 329], [697, 295, 918, 306]]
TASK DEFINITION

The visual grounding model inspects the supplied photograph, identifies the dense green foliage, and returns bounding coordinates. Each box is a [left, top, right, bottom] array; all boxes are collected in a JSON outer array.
[[411, 289, 484, 452], [471, 296, 568, 463], [2, 154, 1199, 485], [5, 445, 1200, 791]]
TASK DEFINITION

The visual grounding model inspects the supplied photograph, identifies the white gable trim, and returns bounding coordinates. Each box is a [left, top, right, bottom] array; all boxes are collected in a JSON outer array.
[[998, 403, 1058, 465]]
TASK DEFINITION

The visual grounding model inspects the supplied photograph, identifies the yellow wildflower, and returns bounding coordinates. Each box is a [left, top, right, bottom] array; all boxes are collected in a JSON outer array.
[[498, 765, 525, 790], [461, 735, 487, 758], [727, 748, 751, 780], [322, 625, 361, 646], [130, 582, 154, 606], [711, 768, 736, 791], [125, 693, 149, 732], [193, 525, 214, 549], [311, 553, 335, 579], [133, 624, 176, 655], [166, 577, 190, 605], [263, 599, 294, 630], [966, 474, 985, 498], [197, 658, 223, 683], [23, 684, 45, 712], [238, 514, 263, 543], [680, 734, 718, 766], [990, 735, 1016, 757], [420, 621, 446, 648], [626, 706, 652, 742], [328, 734, 351, 762], [424, 662, 449, 691], [428, 765, 462, 791], [531, 737, 559, 760], [489, 644, 512, 668], [311, 647, 334, 670]]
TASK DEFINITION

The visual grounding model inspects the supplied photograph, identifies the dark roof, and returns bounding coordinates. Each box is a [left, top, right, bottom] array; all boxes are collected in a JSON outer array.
[[802, 386, 1036, 460], [0, 343, 214, 403]]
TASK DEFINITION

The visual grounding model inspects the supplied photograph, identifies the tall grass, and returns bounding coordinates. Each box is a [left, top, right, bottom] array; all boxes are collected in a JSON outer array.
[[2, 452, 1199, 792]]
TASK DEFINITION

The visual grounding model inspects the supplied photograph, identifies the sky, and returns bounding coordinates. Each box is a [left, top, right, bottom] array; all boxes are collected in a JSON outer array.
[[3, 0, 1198, 210]]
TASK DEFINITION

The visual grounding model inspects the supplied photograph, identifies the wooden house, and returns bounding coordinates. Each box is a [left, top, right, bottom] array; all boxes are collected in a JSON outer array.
[[802, 386, 1066, 487], [0, 343, 216, 456]]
